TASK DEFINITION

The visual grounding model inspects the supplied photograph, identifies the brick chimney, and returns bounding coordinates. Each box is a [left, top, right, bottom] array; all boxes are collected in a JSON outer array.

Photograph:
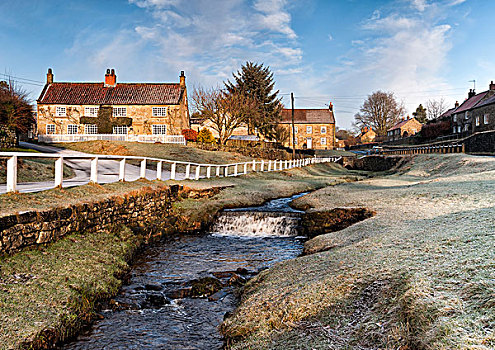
[[468, 89, 476, 99], [490, 81, 495, 91], [180, 71, 186, 89], [46, 68, 53, 84], [455, 101, 459, 108], [104, 69, 117, 87], [328, 102, 333, 111]]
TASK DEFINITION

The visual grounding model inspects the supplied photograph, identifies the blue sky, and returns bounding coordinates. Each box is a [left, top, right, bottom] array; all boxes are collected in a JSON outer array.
[[1, 0, 493, 129]]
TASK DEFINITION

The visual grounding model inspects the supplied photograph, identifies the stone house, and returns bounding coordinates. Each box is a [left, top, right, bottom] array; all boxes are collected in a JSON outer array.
[[358, 126, 376, 143], [451, 82, 495, 135], [280, 107, 336, 150], [36, 68, 189, 138], [387, 117, 422, 141]]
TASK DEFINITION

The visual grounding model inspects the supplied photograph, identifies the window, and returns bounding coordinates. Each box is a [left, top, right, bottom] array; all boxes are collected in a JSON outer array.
[[294, 137, 298, 145], [67, 124, 78, 134], [85, 124, 98, 134], [46, 124, 56, 134], [464, 124, 469, 132], [321, 137, 327, 145], [457, 126, 461, 133], [484, 114, 489, 124], [306, 126, 312, 134], [476, 116, 480, 126], [294, 126, 298, 134], [152, 107, 167, 117], [152, 124, 167, 134], [113, 126, 128, 134], [112, 107, 127, 117], [453, 126, 456, 134], [465, 111, 469, 119], [84, 107, 99, 117], [453, 114, 457, 122], [56, 106, 66, 117], [321, 126, 327, 134]]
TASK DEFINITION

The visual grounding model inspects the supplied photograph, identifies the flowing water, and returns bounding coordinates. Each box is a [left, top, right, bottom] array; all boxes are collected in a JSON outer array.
[[62, 193, 307, 350]]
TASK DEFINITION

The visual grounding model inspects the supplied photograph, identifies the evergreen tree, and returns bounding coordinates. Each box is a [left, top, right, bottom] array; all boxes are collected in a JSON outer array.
[[412, 104, 427, 123], [225, 62, 282, 138]]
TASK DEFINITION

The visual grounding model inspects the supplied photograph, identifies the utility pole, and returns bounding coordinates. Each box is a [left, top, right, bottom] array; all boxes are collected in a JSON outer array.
[[291, 92, 296, 160]]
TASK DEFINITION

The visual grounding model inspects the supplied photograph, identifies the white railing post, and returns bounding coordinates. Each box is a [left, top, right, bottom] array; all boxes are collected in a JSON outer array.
[[54, 156, 63, 187], [119, 158, 126, 181], [268, 160, 272, 171], [216, 165, 221, 177], [279, 160, 283, 170], [207, 166, 211, 179], [285, 160, 288, 169], [252, 159, 256, 172], [90, 157, 98, 183], [234, 164, 238, 176], [224, 165, 229, 177], [195, 165, 201, 180], [6, 155, 17, 193], [243, 162, 248, 174], [140, 158, 147, 179], [261, 160, 264, 172], [185, 164, 191, 179], [156, 161, 163, 180], [170, 162, 177, 180]]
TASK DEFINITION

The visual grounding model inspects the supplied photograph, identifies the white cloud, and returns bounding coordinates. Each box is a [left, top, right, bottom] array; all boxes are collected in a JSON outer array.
[[327, 34, 334, 41]]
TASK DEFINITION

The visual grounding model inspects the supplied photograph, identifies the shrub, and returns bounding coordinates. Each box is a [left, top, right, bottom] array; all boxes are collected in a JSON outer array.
[[197, 128, 215, 144], [181, 129, 198, 142]]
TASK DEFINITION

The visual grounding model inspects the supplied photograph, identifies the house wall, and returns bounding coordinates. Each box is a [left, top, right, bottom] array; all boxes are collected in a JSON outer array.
[[471, 103, 495, 133], [281, 123, 335, 150], [37, 103, 189, 136]]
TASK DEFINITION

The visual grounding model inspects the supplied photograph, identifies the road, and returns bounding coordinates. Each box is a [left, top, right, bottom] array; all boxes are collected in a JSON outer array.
[[0, 142, 187, 194]]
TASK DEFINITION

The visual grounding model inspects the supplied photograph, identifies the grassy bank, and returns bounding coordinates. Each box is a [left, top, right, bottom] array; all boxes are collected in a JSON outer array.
[[0, 162, 362, 349], [221, 154, 495, 349]]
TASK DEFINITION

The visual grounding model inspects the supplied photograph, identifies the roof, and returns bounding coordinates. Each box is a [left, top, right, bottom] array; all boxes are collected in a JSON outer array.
[[388, 117, 421, 132], [472, 94, 495, 109], [439, 107, 457, 119], [454, 91, 489, 114], [37, 82, 182, 105], [280, 109, 335, 124]]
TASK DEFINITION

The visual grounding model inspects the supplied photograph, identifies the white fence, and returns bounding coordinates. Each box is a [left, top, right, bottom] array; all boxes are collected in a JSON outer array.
[[0, 152, 341, 193], [38, 134, 186, 145]]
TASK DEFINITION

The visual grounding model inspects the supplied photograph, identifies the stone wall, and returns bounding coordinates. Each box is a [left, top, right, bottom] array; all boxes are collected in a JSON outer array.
[[464, 130, 495, 154], [0, 126, 17, 148], [0, 184, 218, 255], [342, 155, 404, 172]]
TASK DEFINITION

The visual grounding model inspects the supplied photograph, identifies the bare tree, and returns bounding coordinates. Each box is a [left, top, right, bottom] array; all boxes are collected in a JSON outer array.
[[426, 98, 448, 120], [191, 86, 259, 145], [354, 91, 405, 136]]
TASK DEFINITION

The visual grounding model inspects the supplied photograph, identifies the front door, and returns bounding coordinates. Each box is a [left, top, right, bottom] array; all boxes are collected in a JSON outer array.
[[307, 137, 312, 149]]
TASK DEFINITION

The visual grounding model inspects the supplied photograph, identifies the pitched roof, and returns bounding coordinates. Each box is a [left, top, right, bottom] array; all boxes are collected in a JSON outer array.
[[454, 91, 489, 114], [280, 109, 335, 124], [472, 94, 495, 109], [37, 82, 182, 105], [439, 107, 457, 119], [388, 117, 421, 132]]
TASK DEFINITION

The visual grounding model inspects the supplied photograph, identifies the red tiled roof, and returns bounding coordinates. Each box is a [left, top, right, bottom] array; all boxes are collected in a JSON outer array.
[[280, 109, 335, 124], [38, 83, 182, 105], [388, 117, 420, 131], [454, 91, 489, 114], [439, 107, 457, 119]]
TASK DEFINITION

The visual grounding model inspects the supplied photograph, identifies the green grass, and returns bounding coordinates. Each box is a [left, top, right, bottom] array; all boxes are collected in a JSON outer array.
[[222, 154, 495, 349]]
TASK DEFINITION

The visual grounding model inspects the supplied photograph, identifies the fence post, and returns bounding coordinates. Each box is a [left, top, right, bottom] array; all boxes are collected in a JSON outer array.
[[54, 156, 64, 187], [268, 160, 272, 171], [279, 160, 283, 170], [119, 158, 126, 181], [234, 164, 238, 176], [140, 158, 147, 178], [185, 164, 191, 179], [90, 157, 98, 183], [207, 166, 211, 179], [195, 165, 201, 180], [462, 143, 465, 153], [156, 161, 163, 180], [216, 165, 221, 177], [224, 165, 229, 177], [261, 160, 264, 172], [252, 159, 256, 172], [6, 155, 17, 193], [285, 160, 288, 169], [170, 162, 177, 180], [243, 162, 248, 174]]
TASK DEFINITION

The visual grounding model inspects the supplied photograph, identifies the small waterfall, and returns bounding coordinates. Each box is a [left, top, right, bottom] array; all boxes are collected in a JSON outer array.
[[211, 211, 301, 237]]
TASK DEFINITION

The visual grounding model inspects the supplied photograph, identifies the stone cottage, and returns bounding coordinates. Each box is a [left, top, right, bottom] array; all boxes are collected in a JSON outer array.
[[36, 68, 189, 139], [387, 117, 422, 141]]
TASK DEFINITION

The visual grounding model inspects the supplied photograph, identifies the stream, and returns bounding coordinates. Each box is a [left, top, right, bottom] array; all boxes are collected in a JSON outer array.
[[62, 193, 308, 350]]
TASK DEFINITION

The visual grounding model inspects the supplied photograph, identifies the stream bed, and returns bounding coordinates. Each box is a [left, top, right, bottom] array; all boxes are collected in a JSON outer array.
[[62, 193, 307, 350]]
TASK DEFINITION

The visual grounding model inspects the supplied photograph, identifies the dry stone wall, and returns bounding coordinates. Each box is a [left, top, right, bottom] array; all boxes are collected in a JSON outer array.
[[0, 126, 17, 148]]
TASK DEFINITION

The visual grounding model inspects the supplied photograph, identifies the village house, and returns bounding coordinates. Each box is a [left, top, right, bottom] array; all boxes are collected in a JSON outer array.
[[357, 126, 376, 143], [36, 68, 189, 142], [387, 117, 422, 141], [280, 106, 336, 150]]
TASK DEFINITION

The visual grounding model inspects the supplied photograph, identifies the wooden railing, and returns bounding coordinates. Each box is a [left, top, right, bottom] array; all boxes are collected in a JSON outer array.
[[37, 134, 186, 145], [0, 152, 341, 193], [381, 143, 464, 155]]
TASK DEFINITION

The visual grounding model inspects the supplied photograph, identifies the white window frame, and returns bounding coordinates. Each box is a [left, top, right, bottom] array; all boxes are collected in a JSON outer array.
[[475, 116, 480, 126], [56, 106, 66, 117], [321, 137, 327, 145], [453, 114, 457, 122], [464, 111, 469, 119], [113, 126, 128, 135], [457, 125, 462, 133], [484, 114, 489, 125], [112, 107, 127, 117], [84, 107, 99, 117], [152, 124, 167, 135], [85, 124, 98, 134], [67, 124, 78, 134], [306, 126, 312, 134], [152, 107, 168, 117], [294, 126, 298, 134], [453, 126, 456, 134], [321, 126, 327, 134], [46, 124, 56, 134], [464, 124, 469, 131]]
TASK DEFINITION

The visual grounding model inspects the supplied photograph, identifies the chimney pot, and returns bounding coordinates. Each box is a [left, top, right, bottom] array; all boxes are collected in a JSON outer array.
[[104, 69, 117, 87], [490, 81, 495, 91], [180, 71, 186, 89], [46, 68, 54, 84], [106, 69, 110, 74]]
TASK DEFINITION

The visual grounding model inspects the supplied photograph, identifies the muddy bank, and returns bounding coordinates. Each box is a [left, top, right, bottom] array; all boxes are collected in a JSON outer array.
[[343, 155, 405, 171]]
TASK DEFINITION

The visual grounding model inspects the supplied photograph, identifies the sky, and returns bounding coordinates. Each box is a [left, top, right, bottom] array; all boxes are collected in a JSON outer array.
[[1, 0, 493, 130]]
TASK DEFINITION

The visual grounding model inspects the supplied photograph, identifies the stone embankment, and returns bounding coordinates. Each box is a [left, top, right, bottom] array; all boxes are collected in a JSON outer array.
[[342, 155, 404, 171]]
